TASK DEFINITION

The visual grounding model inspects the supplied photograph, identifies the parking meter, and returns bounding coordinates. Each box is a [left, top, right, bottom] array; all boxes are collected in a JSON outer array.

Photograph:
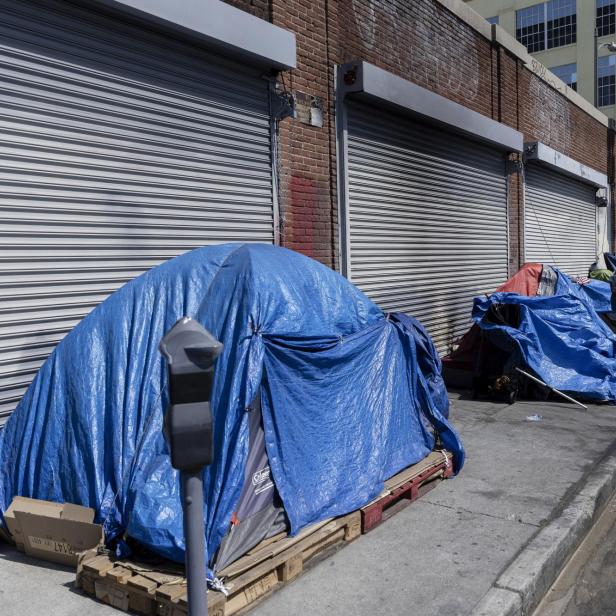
[[160, 317, 222, 471], [159, 317, 223, 616]]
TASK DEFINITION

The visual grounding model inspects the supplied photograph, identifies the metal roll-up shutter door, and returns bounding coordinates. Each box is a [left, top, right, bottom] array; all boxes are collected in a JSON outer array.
[[0, 0, 275, 422], [346, 102, 509, 353], [524, 164, 597, 276]]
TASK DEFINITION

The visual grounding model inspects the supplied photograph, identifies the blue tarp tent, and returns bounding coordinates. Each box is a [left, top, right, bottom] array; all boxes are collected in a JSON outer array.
[[0, 244, 464, 571], [472, 267, 616, 401]]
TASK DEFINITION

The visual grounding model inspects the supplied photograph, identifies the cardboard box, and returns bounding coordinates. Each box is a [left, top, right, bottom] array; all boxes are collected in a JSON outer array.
[[4, 496, 61, 551], [4, 496, 104, 566]]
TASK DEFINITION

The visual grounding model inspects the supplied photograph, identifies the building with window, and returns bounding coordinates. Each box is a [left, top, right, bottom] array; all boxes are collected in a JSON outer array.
[[465, 0, 616, 114]]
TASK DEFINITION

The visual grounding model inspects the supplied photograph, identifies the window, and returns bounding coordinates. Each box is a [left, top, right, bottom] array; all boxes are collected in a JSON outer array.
[[549, 63, 577, 90], [547, 0, 576, 48], [516, 1, 576, 53], [517, 4, 545, 53], [597, 0, 616, 37], [598, 55, 616, 107], [486, 16, 499, 25]]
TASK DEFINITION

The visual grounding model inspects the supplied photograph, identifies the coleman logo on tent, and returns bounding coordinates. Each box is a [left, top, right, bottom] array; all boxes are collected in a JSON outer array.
[[252, 466, 273, 494]]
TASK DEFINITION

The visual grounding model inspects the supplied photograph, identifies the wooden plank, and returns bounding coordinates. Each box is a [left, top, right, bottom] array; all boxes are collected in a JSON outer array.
[[154, 597, 176, 616], [95, 579, 130, 611], [385, 466, 443, 494], [175, 590, 226, 615], [128, 591, 157, 615], [383, 451, 452, 493], [81, 573, 96, 596], [120, 560, 184, 578], [218, 518, 332, 579], [83, 554, 115, 577], [279, 554, 302, 582], [300, 528, 345, 563], [208, 602, 225, 616], [225, 521, 339, 590], [155, 581, 187, 603], [226, 513, 356, 593], [124, 574, 159, 614], [127, 574, 158, 593], [344, 511, 361, 541], [224, 571, 279, 616], [77, 511, 384, 616], [75, 548, 100, 589], [267, 519, 335, 559], [139, 570, 183, 586], [106, 566, 134, 585], [245, 531, 287, 555], [364, 452, 452, 509]]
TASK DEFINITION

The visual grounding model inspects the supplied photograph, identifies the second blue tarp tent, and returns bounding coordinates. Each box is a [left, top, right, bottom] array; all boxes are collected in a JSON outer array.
[[0, 244, 464, 574], [445, 262, 616, 402]]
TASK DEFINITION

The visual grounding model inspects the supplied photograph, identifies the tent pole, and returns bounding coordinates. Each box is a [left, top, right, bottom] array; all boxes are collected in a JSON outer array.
[[514, 367, 587, 410]]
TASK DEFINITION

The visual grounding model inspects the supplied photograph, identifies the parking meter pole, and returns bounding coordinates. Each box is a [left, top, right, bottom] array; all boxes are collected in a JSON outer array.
[[159, 317, 223, 616], [182, 470, 208, 616]]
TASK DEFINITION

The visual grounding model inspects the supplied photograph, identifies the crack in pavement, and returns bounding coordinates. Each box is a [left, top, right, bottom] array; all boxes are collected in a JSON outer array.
[[421, 498, 541, 527], [494, 582, 525, 597]]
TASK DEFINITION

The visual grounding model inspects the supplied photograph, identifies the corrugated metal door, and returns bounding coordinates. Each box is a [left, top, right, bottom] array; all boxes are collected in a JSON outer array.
[[346, 102, 509, 353], [0, 0, 275, 421], [524, 164, 597, 276]]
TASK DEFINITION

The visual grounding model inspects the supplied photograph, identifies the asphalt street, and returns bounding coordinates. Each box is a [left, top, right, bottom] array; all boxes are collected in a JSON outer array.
[[534, 491, 616, 616]]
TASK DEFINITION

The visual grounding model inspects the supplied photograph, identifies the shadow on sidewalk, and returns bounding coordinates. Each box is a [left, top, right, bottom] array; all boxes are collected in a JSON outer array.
[[0, 540, 72, 574]]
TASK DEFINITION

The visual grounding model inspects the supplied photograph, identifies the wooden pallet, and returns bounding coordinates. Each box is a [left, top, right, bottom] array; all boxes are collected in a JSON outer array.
[[76, 511, 360, 616], [361, 450, 453, 532], [75, 450, 452, 615]]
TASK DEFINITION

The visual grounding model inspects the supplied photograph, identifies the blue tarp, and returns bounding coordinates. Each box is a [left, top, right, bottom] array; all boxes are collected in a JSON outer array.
[[557, 272, 612, 314], [473, 268, 616, 401], [0, 244, 464, 569]]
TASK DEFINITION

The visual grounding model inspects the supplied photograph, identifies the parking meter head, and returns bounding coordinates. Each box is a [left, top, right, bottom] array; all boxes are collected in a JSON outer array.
[[159, 317, 223, 471]]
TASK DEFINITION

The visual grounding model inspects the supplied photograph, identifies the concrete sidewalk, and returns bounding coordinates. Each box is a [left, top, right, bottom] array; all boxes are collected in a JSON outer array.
[[2, 394, 616, 615], [250, 394, 616, 616]]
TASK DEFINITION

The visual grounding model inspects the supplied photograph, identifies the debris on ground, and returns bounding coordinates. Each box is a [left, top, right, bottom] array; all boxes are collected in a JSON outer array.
[[526, 414, 543, 422]]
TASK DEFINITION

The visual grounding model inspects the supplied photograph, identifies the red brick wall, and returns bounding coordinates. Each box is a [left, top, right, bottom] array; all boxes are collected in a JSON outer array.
[[224, 0, 615, 270], [332, 1, 494, 119], [518, 71, 608, 174], [223, 0, 269, 20], [271, 0, 335, 266], [497, 51, 523, 270]]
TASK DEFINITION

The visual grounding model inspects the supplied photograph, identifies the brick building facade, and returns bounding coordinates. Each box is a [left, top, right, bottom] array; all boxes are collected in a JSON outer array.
[[0, 0, 611, 419], [226, 0, 614, 273]]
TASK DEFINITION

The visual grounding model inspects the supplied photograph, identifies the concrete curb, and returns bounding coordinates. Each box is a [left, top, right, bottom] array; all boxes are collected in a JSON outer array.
[[470, 453, 616, 616]]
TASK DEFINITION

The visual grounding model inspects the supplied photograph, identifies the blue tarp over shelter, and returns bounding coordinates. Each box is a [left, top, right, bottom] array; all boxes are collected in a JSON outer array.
[[473, 268, 616, 401], [0, 244, 464, 567]]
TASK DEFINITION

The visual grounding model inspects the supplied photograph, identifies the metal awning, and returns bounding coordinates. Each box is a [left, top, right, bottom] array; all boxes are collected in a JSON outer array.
[[90, 0, 297, 69], [524, 142, 608, 188], [337, 61, 523, 153]]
